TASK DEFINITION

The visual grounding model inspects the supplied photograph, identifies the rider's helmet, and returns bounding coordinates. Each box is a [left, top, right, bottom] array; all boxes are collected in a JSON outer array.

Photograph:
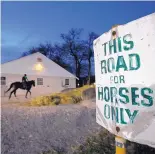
[[24, 74, 27, 76]]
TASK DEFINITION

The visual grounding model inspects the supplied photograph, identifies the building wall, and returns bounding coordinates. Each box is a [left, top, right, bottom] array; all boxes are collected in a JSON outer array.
[[1, 73, 76, 97]]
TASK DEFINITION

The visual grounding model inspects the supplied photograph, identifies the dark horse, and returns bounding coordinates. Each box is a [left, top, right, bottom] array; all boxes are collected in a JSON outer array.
[[5, 80, 35, 99]]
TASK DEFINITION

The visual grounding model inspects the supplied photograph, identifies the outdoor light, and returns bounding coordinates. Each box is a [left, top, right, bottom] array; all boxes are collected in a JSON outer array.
[[34, 63, 44, 71]]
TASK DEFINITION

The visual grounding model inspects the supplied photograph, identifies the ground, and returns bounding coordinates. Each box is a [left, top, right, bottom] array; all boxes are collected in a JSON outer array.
[[1, 97, 102, 154]]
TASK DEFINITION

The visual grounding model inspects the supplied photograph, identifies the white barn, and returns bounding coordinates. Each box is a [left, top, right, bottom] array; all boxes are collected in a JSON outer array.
[[1, 52, 77, 97]]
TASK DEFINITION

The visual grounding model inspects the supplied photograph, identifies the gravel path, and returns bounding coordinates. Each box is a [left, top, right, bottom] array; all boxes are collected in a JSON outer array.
[[1, 100, 102, 154]]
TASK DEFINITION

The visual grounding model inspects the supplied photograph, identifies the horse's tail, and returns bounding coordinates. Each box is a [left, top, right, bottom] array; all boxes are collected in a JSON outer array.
[[5, 83, 14, 94]]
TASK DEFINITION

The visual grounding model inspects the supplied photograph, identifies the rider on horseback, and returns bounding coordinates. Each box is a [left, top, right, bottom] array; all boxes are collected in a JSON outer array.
[[22, 74, 28, 89]]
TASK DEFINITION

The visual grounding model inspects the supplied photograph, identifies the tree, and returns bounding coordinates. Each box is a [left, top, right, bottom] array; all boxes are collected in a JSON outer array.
[[51, 43, 73, 72], [22, 43, 52, 57], [60, 28, 86, 79], [83, 32, 98, 84]]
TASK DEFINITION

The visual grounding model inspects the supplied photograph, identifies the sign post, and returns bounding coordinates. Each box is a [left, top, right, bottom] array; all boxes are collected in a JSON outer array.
[[115, 136, 126, 154], [111, 25, 127, 154], [93, 12, 155, 152]]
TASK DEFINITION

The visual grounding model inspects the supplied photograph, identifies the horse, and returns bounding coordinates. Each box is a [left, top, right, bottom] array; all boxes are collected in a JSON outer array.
[[4, 80, 35, 99]]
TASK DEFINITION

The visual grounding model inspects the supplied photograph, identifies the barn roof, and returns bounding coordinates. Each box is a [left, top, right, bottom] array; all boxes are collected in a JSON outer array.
[[1, 52, 78, 79]]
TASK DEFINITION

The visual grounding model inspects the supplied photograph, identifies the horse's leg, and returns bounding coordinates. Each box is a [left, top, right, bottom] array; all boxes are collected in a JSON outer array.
[[14, 89, 17, 97], [27, 88, 31, 97], [29, 90, 31, 96], [9, 90, 15, 99], [25, 90, 29, 98]]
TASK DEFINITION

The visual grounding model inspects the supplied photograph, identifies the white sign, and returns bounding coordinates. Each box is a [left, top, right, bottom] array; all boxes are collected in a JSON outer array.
[[94, 12, 155, 148]]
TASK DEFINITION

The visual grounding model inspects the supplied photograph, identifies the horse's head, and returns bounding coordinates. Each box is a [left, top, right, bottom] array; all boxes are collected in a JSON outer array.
[[32, 80, 35, 87], [30, 80, 35, 87]]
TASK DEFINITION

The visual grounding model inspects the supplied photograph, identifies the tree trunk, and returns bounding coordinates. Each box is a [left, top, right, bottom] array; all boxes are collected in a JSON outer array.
[[75, 60, 78, 87], [75, 58, 81, 78], [75, 59, 81, 87], [77, 62, 81, 78], [75, 60, 78, 77]]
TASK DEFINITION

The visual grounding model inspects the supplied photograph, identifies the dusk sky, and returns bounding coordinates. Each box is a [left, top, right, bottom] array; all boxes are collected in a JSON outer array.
[[1, 1, 155, 63]]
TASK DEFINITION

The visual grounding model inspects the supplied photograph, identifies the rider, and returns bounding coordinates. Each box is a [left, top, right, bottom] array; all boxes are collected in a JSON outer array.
[[22, 74, 28, 89]]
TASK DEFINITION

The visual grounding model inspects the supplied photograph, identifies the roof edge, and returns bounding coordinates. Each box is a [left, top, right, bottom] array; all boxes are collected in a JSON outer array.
[[1, 52, 40, 65], [1, 52, 79, 79]]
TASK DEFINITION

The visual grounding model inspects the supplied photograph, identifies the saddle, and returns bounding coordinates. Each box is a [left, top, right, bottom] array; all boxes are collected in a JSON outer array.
[[22, 82, 27, 89]]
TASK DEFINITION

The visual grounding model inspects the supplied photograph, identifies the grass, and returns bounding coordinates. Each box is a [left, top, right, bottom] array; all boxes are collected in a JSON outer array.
[[72, 129, 115, 154], [30, 85, 95, 107], [41, 129, 155, 154], [41, 149, 65, 154], [41, 129, 115, 154]]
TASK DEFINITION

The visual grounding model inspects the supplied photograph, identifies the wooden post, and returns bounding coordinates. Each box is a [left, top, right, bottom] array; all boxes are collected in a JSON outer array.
[[111, 25, 127, 154]]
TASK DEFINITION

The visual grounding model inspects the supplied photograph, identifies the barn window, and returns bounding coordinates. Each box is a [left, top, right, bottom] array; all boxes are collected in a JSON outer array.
[[37, 78, 43, 85], [1, 77, 6, 85], [65, 79, 69, 86]]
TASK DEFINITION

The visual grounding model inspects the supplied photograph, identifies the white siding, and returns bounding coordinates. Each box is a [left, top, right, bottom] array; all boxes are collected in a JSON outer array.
[[1, 73, 76, 97]]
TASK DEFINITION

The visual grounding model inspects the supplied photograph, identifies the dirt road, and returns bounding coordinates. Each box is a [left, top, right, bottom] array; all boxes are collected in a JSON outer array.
[[1, 99, 102, 154]]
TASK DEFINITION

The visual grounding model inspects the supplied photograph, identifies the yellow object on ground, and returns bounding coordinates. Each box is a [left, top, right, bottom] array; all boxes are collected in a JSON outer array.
[[115, 136, 126, 154]]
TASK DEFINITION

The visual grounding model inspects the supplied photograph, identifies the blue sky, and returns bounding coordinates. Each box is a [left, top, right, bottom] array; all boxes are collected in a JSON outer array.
[[1, 1, 155, 63]]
